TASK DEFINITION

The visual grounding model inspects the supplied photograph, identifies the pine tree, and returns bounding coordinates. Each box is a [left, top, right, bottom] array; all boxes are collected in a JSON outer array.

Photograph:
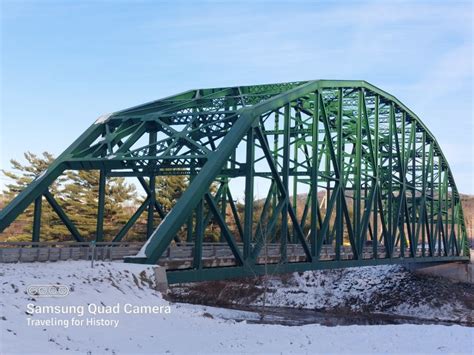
[[133, 175, 189, 241], [1, 152, 139, 242], [154, 175, 188, 213], [62, 170, 139, 241], [1, 152, 67, 241], [0, 153, 225, 243]]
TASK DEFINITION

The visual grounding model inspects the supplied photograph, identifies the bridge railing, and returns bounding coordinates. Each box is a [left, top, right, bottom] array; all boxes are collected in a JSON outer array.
[[0, 241, 447, 265], [0, 241, 144, 263]]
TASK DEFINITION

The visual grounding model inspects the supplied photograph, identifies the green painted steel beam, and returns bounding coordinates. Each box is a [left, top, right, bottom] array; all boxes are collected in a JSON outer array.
[[32, 197, 42, 242], [43, 190, 84, 242], [0, 123, 103, 232], [1, 79, 468, 283], [113, 197, 150, 242], [96, 168, 106, 242]]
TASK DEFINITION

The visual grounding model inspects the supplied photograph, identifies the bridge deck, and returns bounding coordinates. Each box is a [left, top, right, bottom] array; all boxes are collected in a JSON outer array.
[[0, 242, 467, 283]]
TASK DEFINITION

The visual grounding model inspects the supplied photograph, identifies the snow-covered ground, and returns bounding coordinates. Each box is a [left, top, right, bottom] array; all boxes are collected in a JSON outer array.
[[254, 266, 473, 322], [172, 265, 474, 324], [1, 261, 472, 354]]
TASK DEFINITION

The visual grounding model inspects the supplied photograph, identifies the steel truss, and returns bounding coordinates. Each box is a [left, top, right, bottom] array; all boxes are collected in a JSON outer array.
[[0, 80, 469, 283]]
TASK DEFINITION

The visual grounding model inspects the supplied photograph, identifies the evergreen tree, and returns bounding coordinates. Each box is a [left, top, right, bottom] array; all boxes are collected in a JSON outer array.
[[0, 153, 225, 243], [154, 175, 188, 213], [1, 152, 139, 242], [62, 170, 139, 241], [135, 175, 189, 241], [1, 152, 67, 241]]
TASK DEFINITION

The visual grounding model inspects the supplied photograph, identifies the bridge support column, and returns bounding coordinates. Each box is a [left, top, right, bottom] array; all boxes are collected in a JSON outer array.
[[96, 169, 106, 242], [408, 253, 473, 284], [243, 129, 254, 259], [154, 266, 169, 293], [32, 196, 42, 242], [147, 175, 156, 239]]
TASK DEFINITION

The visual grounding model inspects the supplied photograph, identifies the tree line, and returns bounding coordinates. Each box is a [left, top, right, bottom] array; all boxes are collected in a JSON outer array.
[[0, 152, 187, 242], [1, 152, 349, 245]]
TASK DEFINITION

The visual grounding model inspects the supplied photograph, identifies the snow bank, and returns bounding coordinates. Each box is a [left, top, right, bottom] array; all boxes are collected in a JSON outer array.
[[252, 265, 473, 322], [1, 261, 472, 354], [173, 264, 473, 324]]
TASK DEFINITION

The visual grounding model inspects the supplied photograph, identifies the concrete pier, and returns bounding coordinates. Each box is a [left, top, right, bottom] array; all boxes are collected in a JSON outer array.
[[154, 266, 169, 292], [408, 250, 473, 284]]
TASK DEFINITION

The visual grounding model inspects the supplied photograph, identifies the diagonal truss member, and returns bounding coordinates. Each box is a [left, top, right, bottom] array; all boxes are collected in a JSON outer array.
[[0, 80, 469, 283]]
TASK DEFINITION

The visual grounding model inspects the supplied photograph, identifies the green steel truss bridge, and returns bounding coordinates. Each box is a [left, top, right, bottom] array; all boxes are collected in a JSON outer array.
[[0, 80, 470, 283]]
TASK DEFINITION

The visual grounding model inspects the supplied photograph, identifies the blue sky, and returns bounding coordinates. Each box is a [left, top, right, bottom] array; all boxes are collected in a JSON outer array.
[[1, 0, 473, 193]]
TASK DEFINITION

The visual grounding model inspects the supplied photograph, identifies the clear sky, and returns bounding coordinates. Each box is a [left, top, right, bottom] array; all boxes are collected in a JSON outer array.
[[1, 0, 473, 193]]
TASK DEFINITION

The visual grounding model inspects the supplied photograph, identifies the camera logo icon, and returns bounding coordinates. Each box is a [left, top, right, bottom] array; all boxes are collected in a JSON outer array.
[[27, 284, 70, 297]]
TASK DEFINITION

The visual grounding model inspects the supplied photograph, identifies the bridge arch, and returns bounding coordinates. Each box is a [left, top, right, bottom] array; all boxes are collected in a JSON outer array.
[[0, 80, 469, 282]]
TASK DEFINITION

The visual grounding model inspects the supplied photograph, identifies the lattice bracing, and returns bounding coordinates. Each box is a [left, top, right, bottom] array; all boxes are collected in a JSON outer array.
[[0, 80, 469, 283]]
